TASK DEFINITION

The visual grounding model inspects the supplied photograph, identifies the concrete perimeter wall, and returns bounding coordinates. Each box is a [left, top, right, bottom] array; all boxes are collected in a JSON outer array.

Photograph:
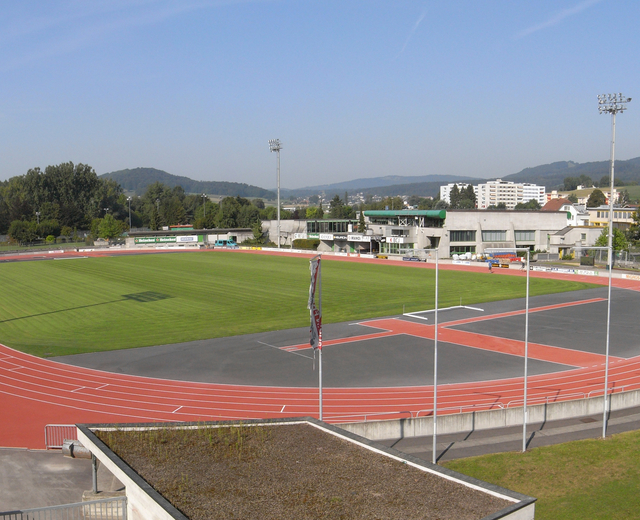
[[338, 389, 640, 441]]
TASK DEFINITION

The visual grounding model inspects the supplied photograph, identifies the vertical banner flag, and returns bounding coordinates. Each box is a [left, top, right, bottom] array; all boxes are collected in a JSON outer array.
[[308, 255, 322, 350]]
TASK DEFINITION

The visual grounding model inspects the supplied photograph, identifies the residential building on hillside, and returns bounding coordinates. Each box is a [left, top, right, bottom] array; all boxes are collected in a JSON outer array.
[[587, 206, 637, 231], [475, 179, 545, 209], [549, 226, 603, 259], [541, 198, 589, 226]]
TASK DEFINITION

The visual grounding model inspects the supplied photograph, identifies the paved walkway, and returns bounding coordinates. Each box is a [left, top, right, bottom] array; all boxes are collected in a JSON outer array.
[[380, 405, 640, 462]]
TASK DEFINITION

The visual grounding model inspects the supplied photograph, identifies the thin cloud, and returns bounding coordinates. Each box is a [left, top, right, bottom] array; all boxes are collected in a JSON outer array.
[[395, 7, 428, 59], [515, 0, 604, 39], [0, 0, 264, 71]]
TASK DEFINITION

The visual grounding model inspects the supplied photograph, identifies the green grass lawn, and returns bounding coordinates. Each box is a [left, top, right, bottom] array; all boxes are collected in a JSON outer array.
[[444, 430, 640, 520], [0, 251, 598, 357]]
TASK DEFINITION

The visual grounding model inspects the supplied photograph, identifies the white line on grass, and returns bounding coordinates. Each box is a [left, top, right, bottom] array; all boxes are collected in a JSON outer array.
[[257, 341, 313, 360]]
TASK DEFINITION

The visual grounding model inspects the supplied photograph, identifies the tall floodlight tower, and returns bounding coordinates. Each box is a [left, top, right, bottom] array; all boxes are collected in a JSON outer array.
[[269, 139, 282, 248], [598, 94, 631, 266], [598, 93, 631, 438]]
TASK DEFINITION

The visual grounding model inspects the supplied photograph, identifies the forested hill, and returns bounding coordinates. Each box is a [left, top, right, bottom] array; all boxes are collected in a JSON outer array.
[[100, 168, 275, 199], [503, 157, 640, 189]]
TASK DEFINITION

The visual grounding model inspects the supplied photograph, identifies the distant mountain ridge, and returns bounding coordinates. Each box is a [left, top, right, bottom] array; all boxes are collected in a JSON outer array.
[[292, 157, 640, 198], [503, 157, 640, 188], [101, 157, 640, 201], [100, 168, 276, 199]]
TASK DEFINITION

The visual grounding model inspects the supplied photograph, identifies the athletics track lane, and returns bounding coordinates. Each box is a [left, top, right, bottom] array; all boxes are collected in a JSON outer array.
[[1, 249, 640, 449]]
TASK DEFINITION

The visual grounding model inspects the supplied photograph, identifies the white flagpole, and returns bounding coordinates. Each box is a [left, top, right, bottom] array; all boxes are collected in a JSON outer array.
[[318, 256, 323, 421], [432, 249, 439, 464]]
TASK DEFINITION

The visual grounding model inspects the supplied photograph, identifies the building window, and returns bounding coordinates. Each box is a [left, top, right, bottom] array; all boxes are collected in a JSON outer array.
[[482, 230, 507, 242], [581, 233, 586, 240], [514, 230, 535, 242], [450, 245, 476, 255], [449, 230, 476, 242]]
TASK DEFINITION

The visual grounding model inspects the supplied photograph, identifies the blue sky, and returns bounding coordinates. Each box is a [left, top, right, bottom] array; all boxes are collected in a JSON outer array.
[[1, 0, 638, 189]]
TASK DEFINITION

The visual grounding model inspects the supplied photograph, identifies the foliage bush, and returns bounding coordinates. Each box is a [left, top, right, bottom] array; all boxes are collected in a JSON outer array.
[[293, 239, 320, 250]]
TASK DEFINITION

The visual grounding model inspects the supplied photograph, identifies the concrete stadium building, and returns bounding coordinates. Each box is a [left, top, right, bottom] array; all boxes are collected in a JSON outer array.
[[266, 209, 573, 257]]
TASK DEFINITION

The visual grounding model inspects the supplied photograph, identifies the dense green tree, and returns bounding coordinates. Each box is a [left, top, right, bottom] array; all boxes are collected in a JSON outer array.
[[463, 185, 476, 207], [329, 195, 345, 218], [567, 193, 578, 203], [306, 206, 324, 219], [628, 210, 640, 243], [358, 207, 366, 233], [37, 219, 61, 238], [417, 198, 436, 210], [514, 199, 541, 210], [595, 226, 629, 251], [449, 185, 461, 208], [8, 220, 37, 244], [237, 204, 260, 228], [586, 189, 606, 207], [98, 214, 124, 240], [0, 162, 122, 233]]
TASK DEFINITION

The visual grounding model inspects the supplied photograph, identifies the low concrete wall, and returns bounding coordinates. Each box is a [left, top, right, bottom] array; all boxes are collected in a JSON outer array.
[[338, 389, 640, 441]]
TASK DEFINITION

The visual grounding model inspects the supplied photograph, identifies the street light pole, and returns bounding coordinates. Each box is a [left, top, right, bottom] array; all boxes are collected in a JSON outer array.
[[598, 93, 631, 268], [127, 197, 132, 231], [432, 248, 439, 465], [598, 93, 631, 438], [202, 194, 207, 220], [269, 139, 282, 249]]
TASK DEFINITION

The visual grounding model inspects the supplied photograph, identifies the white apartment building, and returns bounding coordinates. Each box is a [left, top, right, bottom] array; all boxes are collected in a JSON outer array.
[[476, 179, 546, 209], [439, 183, 478, 204]]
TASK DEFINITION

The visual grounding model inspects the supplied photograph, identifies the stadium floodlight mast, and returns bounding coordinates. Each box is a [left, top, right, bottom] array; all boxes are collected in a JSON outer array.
[[201, 193, 207, 220], [597, 94, 629, 439], [269, 139, 282, 249], [598, 93, 631, 269], [485, 248, 530, 453], [573, 245, 614, 438]]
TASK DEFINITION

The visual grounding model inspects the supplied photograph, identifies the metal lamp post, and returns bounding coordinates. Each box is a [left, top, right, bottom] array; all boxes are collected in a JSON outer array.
[[598, 94, 631, 269], [202, 194, 207, 220], [127, 197, 132, 231], [432, 248, 439, 464], [598, 93, 630, 438], [486, 247, 530, 452], [269, 139, 282, 248]]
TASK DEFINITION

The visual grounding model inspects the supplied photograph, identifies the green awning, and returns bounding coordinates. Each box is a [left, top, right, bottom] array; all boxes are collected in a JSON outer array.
[[363, 210, 446, 219]]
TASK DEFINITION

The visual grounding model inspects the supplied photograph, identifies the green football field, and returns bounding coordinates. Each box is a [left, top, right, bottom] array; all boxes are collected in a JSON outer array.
[[0, 252, 599, 357]]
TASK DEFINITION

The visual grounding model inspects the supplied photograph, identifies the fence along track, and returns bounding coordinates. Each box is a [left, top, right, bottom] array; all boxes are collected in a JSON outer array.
[[0, 496, 126, 520], [44, 424, 77, 450]]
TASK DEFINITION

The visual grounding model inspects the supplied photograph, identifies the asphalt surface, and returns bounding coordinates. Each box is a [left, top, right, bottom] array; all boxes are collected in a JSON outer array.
[[4, 285, 640, 511], [53, 287, 624, 388]]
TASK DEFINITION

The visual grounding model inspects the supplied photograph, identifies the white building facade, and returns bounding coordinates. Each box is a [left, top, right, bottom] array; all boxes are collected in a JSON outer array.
[[476, 179, 546, 210]]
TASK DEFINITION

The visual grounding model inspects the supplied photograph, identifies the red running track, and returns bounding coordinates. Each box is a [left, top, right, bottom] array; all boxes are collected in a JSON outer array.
[[1, 249, 640, 449]]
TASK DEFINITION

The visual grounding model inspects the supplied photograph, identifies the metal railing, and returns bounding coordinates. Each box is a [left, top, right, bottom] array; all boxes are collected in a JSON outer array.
[[0, 497, 126, 520], [44, 424, 77, 450]]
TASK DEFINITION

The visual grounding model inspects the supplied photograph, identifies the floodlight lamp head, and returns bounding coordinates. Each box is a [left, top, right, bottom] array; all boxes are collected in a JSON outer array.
[[269, 139, 282, 152], [598, 92, 631, 114]]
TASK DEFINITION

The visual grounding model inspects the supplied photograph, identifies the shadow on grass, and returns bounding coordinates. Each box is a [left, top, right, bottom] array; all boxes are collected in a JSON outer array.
[[0, 292, 173, 323]]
